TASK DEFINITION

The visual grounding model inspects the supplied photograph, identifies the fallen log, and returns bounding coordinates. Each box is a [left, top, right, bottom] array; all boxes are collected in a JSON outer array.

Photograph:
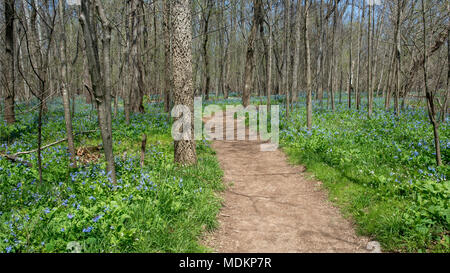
[[0, 153, 33, 168], [0, 130, 96, 166]]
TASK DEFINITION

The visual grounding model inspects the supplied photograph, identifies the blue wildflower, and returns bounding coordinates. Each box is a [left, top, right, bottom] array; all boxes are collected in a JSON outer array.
[[82, 227, 93, 233]]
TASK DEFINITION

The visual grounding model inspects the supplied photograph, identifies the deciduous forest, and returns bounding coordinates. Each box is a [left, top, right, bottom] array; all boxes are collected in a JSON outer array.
[[0, 0, 448, 253]]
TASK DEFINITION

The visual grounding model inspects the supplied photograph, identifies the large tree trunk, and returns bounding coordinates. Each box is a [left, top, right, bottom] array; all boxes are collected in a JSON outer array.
[[3, 0, 16, 124], [171, 0, 197, 165]]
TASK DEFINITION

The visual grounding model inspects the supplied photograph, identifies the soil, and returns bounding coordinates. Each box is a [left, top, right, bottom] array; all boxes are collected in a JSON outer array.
[[202, 113, 370, 253]]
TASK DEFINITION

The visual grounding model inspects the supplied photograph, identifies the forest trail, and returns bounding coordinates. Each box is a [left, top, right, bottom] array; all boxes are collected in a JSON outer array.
[[203, 113, 370, 253]]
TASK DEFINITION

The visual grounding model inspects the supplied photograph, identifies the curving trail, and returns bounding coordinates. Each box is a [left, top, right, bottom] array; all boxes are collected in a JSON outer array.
[[203, 113, 370, 253]]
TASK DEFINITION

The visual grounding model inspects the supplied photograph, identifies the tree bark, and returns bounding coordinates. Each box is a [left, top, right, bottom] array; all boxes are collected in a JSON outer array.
[[171, 0, 197, 165], [355, 0, 365, 110], [58, 0, 76, 168], [242, 0, 261, 107], [163, 0, 172, 112], [347, 0, 354, 109], [3, 0, 16, 124], [304, 0, 312, 130], [79, 0, 117, 183]]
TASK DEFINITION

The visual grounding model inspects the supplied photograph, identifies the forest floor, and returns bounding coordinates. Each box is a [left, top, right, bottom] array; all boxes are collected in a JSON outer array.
[[203, 113, 370, 253]]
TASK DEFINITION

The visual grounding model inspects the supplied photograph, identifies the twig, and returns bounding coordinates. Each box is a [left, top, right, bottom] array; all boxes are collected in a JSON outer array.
[[140, 134, 147, 167], [6, 130, 97, 157]]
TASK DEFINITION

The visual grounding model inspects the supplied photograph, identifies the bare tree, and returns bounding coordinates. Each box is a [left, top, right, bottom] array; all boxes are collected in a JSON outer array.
[[421, 0, 442, 166], [355, 0, 365, 110], [58, 0, 76, 167], [347, 0, 354, 109], [79, 0, 117, 183], [200, 0, 213, 100], [163, 0, 172, 112], [242, 0, 262, 107], [304, 0, 312, 130], [3, 0, 16, 124]]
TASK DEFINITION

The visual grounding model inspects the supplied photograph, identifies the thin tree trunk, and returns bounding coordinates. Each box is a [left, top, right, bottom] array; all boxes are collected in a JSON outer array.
[[292, 0, 302, 109], [329, 0, 337, 111], [421, 0, 442, 166], [266, 0, 273, 109], [304, 0, 312, 130], [242, 0, 261, 107], [355, 0, 365, 110], [347, 0, 354, 109], [394, 0, 403, 116], [367, 2, 372, 117], [163, 0, 172, 112], [58, 0, 76, 168], [316, 0, 324, 106]]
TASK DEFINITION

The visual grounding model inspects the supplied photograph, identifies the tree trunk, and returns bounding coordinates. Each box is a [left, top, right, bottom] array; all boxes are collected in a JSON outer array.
[[80, 0, 117, 184], [329, 0, 337, 111], [394, 0, 403, 116], [163, 0, 172, 112], [292, 0, 302, 109], [355, 0, 365, 110], [304, 0, 312, 130], [242, 0, 261, 107], [283, 0, 291, 116], [171, 0, 197, 165], [367, 2, 372, 117], [58, 0, 76, 168], [266, 0, 274, 109], [316, 0, 324, 106], [3, 0, 16, 124], [201, 0, 213, 101], [421, 0, 442, 166]]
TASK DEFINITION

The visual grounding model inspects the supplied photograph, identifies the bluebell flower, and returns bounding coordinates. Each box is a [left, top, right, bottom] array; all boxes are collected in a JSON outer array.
[[82, 226, 93, 233], [92, 215, 102, 222]]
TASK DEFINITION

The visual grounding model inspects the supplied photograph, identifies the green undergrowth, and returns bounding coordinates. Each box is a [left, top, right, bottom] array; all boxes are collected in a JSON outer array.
[[281, 99, 449, 253], [0, 99, 224, 253]]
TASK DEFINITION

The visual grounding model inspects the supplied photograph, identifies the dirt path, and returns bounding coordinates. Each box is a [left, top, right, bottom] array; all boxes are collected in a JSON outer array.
[[203, 114, 370, 253]]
